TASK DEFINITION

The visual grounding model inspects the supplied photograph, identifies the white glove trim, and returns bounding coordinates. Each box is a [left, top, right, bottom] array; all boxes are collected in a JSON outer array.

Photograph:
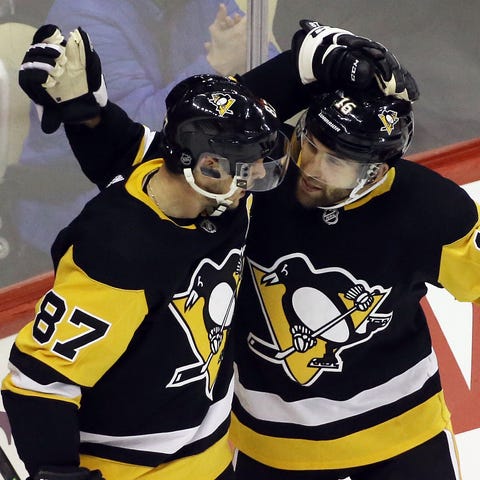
[[93, 75, 108, 107], [27, 42, 64, 54], [20, 60, 56, 73], [34, 103, 44, 123]]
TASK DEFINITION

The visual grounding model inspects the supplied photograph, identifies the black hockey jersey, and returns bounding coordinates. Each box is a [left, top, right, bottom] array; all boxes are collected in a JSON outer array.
[[230, 159, 480, 470], [2, 119, 252, 479]]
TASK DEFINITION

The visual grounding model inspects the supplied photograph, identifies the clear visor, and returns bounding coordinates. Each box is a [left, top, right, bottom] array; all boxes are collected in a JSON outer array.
[[299, 131, 381, 190], [199, 131, 290, 192]]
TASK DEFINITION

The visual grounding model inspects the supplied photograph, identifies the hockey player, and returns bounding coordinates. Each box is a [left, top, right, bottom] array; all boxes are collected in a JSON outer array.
[[230, 29, 479, 480], [1, 25, 290, 480], [3, 21, 421, 480]]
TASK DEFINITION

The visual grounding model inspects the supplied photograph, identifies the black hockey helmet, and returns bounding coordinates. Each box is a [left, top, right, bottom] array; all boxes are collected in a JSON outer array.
[[162, 74, 286, 179], [301, 89, 414, 165]]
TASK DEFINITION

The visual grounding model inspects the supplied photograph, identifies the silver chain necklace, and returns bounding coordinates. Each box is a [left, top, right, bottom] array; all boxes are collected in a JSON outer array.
[[146, 177, 162, 209]]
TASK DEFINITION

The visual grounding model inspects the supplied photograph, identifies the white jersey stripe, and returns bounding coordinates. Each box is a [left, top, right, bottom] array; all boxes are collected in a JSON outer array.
[[9, 363, 81, 399], [80, 377, 234, 454], [234, 350, 439, 426]]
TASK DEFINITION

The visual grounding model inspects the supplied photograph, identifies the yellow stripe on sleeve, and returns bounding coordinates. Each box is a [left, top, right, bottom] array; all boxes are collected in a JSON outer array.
[[15, 246, 149, 387], [439, 203, 480, 303]]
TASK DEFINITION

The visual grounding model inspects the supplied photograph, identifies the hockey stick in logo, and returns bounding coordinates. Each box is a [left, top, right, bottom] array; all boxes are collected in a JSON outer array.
[[170, 291, 236, 385], [249, 286, 377, 361]]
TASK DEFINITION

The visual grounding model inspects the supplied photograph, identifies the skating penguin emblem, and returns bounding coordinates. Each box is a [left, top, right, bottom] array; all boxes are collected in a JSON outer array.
[[167, 249, 243, 398], [247, 253, 393, 385]]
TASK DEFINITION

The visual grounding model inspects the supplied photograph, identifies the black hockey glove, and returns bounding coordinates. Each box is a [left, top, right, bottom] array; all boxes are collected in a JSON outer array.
[[292, 20, 419, 101], [372, 48, 419, 101], [19, 24, 108, 134], [33, 466, 105, 480]]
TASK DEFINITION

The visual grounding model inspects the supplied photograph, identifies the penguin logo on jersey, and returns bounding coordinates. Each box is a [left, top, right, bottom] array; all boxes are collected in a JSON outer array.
[[208, 93, 236, 116], [167, 249, 243, 399], [247, 253, 392, 386], [378, 108, 399, 135]]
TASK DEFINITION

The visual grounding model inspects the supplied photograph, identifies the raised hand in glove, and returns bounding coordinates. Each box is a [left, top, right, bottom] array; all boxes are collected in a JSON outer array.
[[19, 24, 108, 133], [292, 20, 419, 101]]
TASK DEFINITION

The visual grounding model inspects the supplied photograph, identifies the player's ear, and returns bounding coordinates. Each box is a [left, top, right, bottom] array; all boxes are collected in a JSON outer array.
[[376, 163, 389, 180], [368, 163, 389, 184]]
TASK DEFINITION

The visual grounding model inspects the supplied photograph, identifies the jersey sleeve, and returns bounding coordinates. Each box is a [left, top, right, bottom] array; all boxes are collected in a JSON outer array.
[[239, 50, 316, 122], [6, 244, 149, 389], [438, 202, 480, 303], [1, 244, 149, 474], [64, 102, 148, 189]]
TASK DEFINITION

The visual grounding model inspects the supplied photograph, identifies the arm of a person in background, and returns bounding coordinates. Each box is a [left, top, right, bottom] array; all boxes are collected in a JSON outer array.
[[205, 3, 280, 77], [204, 3, 247, 76]]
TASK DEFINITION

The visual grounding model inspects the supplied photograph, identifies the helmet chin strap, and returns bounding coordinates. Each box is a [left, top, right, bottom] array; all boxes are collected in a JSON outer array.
[[317, 172, 389, 210], [183, 168, 240, 216]]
